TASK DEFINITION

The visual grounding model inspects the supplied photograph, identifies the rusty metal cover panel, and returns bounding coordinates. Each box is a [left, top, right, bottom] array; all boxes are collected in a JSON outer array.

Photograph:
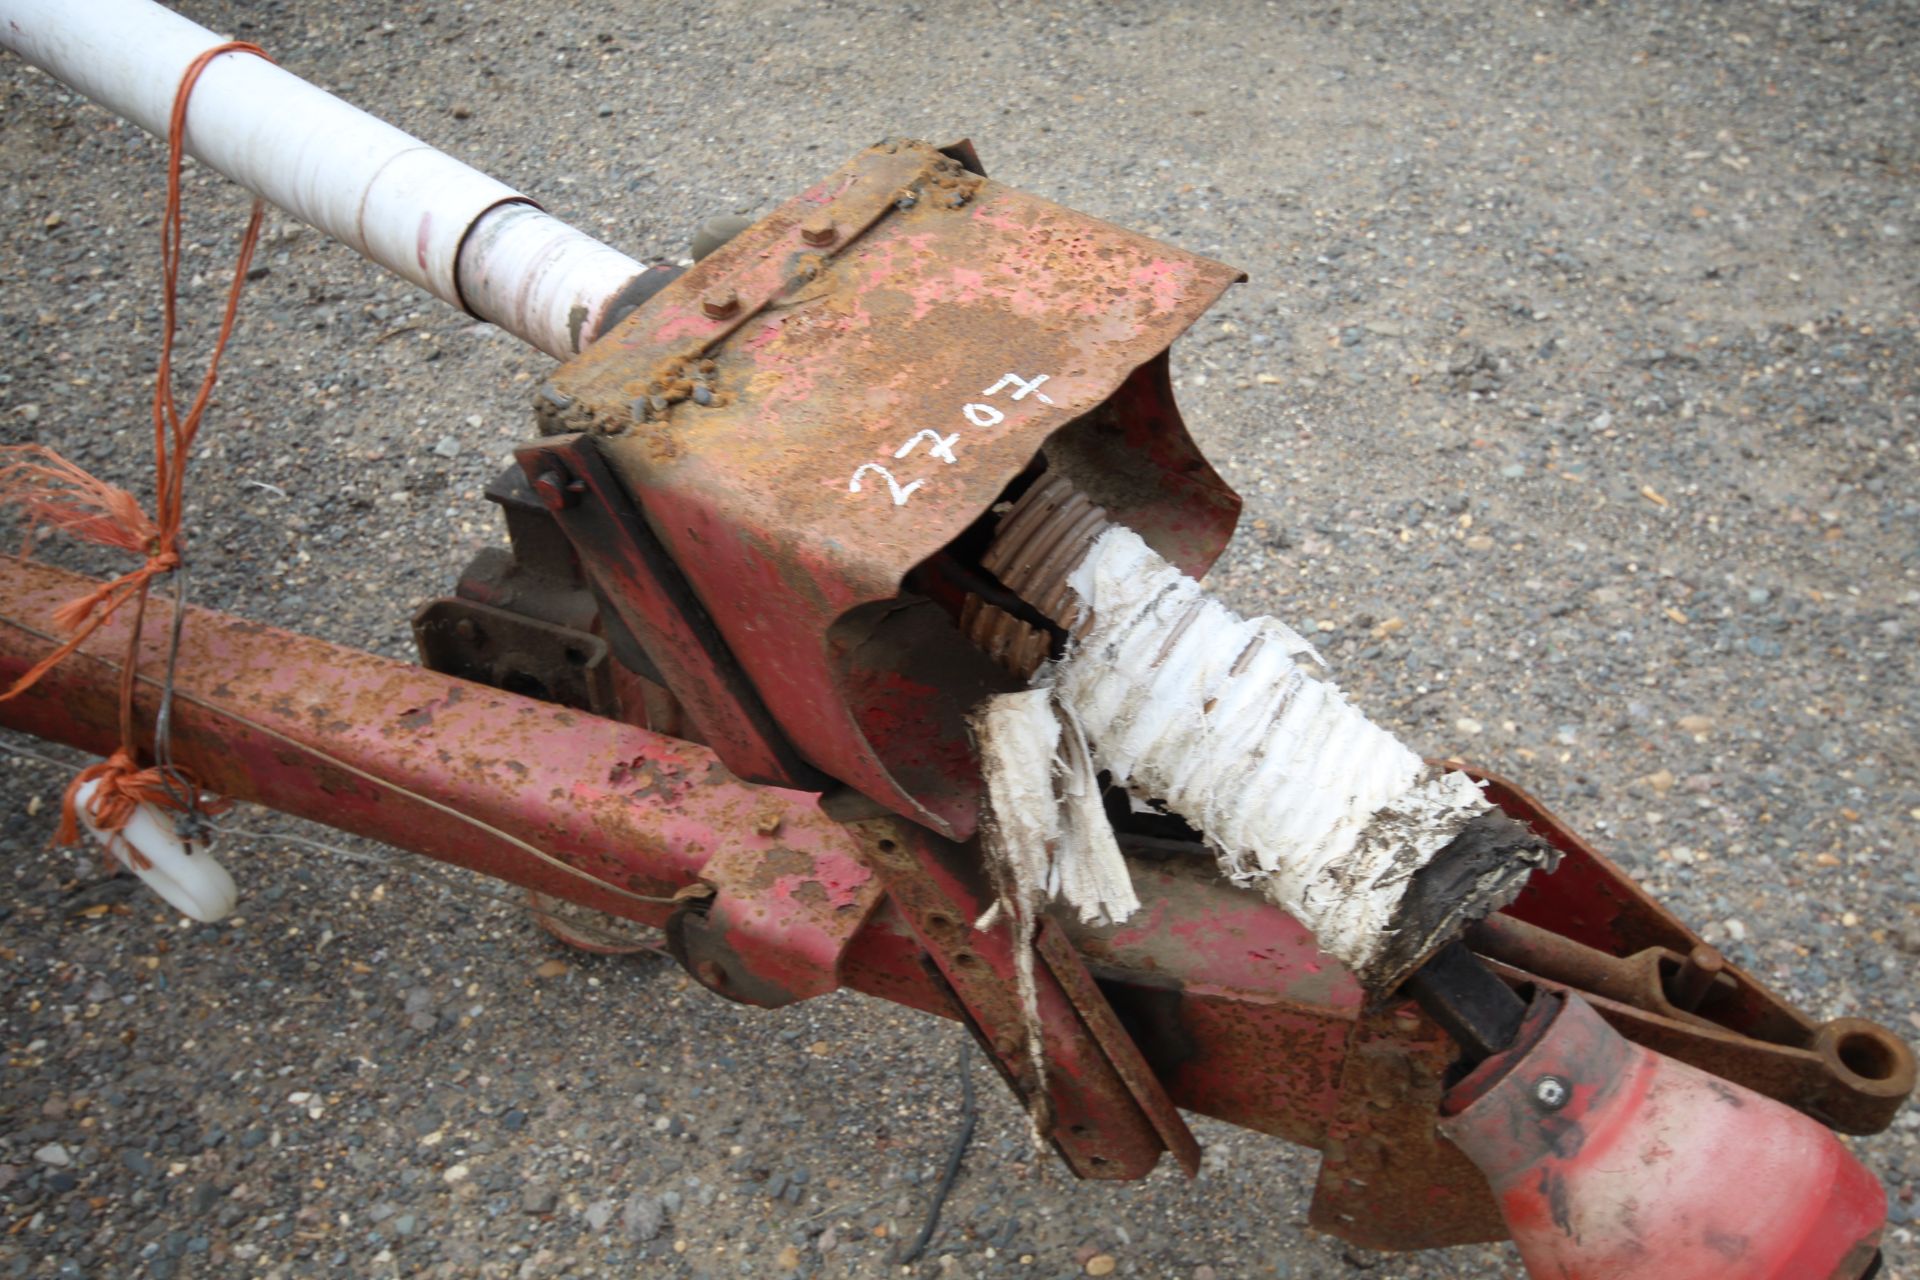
[[547, 140, 1242, 835]]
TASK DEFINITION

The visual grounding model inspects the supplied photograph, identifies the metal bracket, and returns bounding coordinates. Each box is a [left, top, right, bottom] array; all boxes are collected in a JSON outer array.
[[513, 432, 821, 789], [1309, 1001, 1506, 1250], [835, 800, 1199, 1179], [412, 597, 613, 715], [668, 834, 885, 1009], [1466, 762, 1915, 1135]]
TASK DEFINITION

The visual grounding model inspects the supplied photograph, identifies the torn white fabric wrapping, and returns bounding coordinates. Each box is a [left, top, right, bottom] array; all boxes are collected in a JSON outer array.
[[973, 688, 1136, 1127], [973, 691, 1139, 929], [975, 524, 1496, 988], [970, 689, 1053, 1103]]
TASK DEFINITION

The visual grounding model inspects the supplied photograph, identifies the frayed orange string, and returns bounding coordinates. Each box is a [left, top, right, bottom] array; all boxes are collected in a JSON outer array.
[[0, 445, 161, 556], [0, 445, 177, 705], [0, 40, 271, 850]]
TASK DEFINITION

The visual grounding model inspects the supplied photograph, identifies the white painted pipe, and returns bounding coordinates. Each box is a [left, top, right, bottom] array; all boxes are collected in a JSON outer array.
[[0, 0, 648, 359]]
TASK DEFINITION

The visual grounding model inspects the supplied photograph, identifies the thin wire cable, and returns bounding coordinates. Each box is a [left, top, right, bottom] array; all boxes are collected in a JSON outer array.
[[896, 1038, 978, 1265], [152, 565, 205, 833], [1, 728, 665, 947]]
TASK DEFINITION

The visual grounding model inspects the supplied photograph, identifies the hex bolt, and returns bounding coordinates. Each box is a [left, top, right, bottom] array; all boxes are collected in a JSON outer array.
[[700, 288, 739, 320], [799, 212, 837, 247], [1532, 1075, 1570, 1111], [531, 467, 578, 511]]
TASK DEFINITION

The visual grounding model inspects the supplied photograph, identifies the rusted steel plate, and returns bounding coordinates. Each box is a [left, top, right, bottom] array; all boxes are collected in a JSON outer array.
[[1063, 857, 1359, 1150], [1068, 857, 1363, 1011], [1308, 1002, 1508, 1251], [675, 833, 885, 1008], [1035, 920, 1201, 1176], [545, 140, 1243, 840]]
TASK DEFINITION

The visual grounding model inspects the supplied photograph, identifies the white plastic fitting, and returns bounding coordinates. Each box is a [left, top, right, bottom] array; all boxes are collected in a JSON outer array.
[[72, 778, 237, 923]]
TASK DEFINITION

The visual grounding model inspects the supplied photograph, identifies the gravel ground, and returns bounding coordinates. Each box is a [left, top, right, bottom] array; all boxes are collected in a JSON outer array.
[[2, 1, 1916, 1277]]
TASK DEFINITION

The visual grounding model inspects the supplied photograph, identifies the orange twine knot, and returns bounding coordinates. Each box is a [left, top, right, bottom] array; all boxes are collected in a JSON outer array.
[[57, 748, 232, 865], [0, 40, 270, 857]]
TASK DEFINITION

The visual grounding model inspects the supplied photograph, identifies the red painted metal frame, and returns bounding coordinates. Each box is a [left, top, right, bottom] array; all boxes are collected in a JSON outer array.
[[540, 140, 1245, 842], [1, 554, 1907, 1252]]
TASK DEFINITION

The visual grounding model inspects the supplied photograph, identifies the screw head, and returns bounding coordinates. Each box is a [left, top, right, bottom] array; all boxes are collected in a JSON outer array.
[[700, 288, 739, 320], [1532, 1075, 1570, 1111], [532, 468, 577, 511], [799, 212, 837, 247]]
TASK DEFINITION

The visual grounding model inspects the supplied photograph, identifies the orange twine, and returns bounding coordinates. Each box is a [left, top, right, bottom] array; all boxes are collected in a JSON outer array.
[[0, 41, 269, 853]]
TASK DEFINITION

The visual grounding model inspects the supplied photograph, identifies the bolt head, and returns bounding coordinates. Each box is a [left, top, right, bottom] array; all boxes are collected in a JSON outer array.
[[532, 468, 577, 511], [700, 289, 739, 320], [1532, 1075, 1570, 1110], [799, 212, 837, 247]]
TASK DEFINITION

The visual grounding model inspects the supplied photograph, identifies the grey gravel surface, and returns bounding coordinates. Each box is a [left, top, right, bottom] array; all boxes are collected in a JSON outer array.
[[2, 2, 1916, 1278]]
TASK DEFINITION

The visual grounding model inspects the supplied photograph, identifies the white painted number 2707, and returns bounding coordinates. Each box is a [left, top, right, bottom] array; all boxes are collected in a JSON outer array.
[[847, 372, 1054, 508]]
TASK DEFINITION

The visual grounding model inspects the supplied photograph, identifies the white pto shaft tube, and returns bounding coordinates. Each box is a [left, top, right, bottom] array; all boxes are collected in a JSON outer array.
[[0, 0, 648, 360]]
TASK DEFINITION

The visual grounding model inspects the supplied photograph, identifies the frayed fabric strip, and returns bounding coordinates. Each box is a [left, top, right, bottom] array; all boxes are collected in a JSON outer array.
[[976, 524, 1548, 994], [972, 688, 1138, 1136], [972, 690, 1140, 931]]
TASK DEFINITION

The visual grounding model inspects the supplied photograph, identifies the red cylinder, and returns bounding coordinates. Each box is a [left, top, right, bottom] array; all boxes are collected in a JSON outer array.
[[1439, 992, 1885, 1280]]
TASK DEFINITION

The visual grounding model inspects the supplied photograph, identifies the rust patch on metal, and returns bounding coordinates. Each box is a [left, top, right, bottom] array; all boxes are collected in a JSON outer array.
[[1308, 1001, 1508, 1251]]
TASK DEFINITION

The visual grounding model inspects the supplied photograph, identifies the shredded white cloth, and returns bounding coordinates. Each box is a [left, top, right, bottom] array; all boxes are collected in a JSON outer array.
[[974, 690, 1138, 929], [975, 525, 1496, 988], [972, 688, 1135, 1131]]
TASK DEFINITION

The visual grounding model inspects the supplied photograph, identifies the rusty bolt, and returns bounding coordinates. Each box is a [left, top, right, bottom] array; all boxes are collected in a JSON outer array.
[[700, 289, 739, 320], [694, 959, 729, 990], [453, 618, 478, 643], [531, 468, 578, 511], [799, 212, 837, 247]]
